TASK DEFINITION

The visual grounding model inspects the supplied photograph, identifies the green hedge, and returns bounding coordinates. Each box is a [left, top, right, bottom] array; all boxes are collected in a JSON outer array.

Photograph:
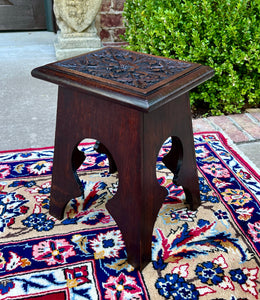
[[123, 0, 260, 115]]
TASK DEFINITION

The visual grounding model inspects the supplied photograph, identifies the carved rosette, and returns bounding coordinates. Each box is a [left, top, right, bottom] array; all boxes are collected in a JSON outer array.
[[54, 0, 102, 34]]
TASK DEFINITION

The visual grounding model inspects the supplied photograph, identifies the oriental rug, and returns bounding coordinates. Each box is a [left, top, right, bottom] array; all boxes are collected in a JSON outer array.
[[0, 132, 259, 299]]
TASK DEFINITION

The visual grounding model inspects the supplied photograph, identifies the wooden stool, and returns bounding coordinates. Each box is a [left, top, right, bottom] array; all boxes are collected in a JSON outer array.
[[32, 47, 214, 270]]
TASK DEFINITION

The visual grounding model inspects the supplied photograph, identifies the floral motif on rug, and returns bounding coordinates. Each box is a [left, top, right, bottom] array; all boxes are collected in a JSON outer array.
[[0, 132, 259, 299]]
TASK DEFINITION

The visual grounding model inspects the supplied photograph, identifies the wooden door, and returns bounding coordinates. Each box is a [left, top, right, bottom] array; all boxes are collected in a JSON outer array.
[[0, 0, 46, 31]]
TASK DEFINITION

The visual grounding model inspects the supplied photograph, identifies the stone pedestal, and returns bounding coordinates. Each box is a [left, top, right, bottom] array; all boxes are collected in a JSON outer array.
[[54, 26, 102, 60], [53, 0, 102, 60]]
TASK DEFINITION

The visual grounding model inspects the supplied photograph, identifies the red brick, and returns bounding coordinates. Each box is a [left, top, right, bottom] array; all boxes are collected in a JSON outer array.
[[100, 29, 111, 41], [230, 114, 260, 139], [112, 0, 125, 11], [208, 115, 249, 143], [101, 14, 123, 28], [101, 0, 112, 12], [246, 109, 260, 123], [114, 28, 126, 42], [251, 112, 260, 122], [192, 118, 215, 133]]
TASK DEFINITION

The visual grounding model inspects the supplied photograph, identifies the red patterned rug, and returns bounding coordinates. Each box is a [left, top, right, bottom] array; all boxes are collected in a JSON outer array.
[[0, 132, 259, 299]]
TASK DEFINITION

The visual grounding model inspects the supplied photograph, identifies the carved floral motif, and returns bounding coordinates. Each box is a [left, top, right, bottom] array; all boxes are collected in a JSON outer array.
[[54, 48, 195, 90]]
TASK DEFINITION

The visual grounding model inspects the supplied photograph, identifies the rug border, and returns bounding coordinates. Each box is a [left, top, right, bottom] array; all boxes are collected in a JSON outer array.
[[194, 131, 260, 180], [0, 142, 95, 155], [0, 146, 53, 154]]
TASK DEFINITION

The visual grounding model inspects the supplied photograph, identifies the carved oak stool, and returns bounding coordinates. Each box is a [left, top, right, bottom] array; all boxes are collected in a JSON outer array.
[[32, 47, 214, 270]]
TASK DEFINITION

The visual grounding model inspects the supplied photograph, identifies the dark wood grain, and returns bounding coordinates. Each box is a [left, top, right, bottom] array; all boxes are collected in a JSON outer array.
[[32, 47, 214, 270]]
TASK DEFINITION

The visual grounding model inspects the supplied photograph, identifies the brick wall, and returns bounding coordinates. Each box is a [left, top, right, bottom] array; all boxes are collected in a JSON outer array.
[[96, 0, 127, 46]]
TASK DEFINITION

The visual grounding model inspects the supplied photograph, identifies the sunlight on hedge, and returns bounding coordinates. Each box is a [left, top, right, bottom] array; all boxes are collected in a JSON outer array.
[[123, 0, 260, 116]]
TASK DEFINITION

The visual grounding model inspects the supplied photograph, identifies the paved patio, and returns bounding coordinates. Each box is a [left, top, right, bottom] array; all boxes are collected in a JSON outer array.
[[193, 110, 260, 170], [0, 31, 259, 170]]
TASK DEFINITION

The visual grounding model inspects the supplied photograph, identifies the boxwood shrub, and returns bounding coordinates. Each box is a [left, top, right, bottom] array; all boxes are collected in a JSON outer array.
[[123, 0, 260, 115]]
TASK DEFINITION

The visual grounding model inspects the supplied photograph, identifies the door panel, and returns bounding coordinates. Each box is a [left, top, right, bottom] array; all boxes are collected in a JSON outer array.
[[0, 0, 46, 31]]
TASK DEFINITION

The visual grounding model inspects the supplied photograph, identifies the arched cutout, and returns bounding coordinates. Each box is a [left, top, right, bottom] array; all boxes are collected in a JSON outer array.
[[94, 141, 117, 174], [157, 136, 184, 185], [162, 136, 183, 185], [156, 136, 185, 204], [71, 138, 119, 211]]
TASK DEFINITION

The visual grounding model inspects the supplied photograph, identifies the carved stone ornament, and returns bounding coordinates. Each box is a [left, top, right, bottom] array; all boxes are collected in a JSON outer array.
[[54, 0, 102, 33], [53, 0, 103, 60]]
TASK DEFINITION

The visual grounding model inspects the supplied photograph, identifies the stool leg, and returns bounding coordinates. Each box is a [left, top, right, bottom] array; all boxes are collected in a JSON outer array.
[[50, 142, 84, 220], [107, 159, 166, 270], [105, 111, 167, 270], [162, 135, 200, 210], [161, 94, 201, 211], [49, 90, 85, 220]]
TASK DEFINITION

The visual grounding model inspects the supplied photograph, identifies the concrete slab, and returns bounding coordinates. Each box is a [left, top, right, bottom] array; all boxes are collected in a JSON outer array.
[[237, 142, 260, 171], [0, 32, 58, 151]]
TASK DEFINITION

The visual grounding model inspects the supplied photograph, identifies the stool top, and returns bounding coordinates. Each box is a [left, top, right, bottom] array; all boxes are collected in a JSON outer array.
[[32, 47, 214, 111]]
